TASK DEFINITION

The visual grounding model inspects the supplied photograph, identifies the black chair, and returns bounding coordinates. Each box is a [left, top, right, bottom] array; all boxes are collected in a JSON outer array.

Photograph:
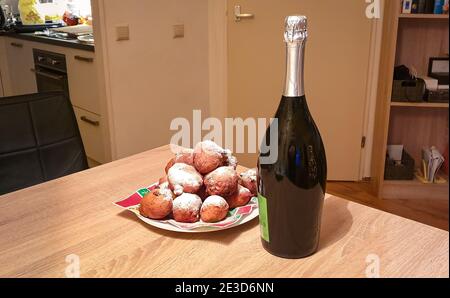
[[0, 91, 88, 195]]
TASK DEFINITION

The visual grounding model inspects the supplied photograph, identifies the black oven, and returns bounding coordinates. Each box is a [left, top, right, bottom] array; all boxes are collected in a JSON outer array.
[[32, 49, 69, 95]]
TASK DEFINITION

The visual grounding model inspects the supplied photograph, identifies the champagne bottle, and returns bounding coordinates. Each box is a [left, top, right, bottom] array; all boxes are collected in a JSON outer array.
[[257, 16, 327, 259]]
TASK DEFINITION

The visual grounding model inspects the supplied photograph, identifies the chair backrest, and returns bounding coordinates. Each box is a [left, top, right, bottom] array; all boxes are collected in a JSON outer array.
[[0, 91, 88, 195]]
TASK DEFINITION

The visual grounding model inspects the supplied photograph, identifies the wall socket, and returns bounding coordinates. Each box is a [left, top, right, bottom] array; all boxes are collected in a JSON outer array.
[[116, 25, 130, 41], [173, 24, 185, 38]]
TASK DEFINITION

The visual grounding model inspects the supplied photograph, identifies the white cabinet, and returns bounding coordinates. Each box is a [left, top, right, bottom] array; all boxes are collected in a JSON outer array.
[[2, 37, 107, 165], [66, 50, 101, 115], [5, 37, 37, 96], [73, 106, 106, 164]]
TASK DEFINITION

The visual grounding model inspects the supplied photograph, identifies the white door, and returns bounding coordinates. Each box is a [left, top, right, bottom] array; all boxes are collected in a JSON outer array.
[[226, 0, 373, 181]]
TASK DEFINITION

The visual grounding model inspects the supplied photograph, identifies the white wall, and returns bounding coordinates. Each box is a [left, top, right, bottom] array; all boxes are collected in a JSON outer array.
[[95, 0, 210, 159]]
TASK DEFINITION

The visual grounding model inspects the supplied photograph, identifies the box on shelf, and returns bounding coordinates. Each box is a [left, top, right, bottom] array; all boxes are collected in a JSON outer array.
[[428, 57, 449, 85], [392, 79, 426, 102], [426, 88, 449, 102], [385, 150, 415, 181]]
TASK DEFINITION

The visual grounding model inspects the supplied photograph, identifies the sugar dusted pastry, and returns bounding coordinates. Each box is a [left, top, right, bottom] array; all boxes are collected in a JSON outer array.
[[200, 196, 229, 223], [139, 188, 174, 220], [193, 141, 228, 174], [225, 149, 238, 170], [167, 163, 203, 196], [164, 148, 195, 174], [165, 158, 176, 174], [158, 176, 168, 185], [226, 185, 253, 209], [204, 166, 239, 197], [172, 193, 203, 223], [239, 168, 257, 195]]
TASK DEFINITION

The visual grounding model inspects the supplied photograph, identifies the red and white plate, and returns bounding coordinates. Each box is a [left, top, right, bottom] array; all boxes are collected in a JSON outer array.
[[114, 183, 259, 233]]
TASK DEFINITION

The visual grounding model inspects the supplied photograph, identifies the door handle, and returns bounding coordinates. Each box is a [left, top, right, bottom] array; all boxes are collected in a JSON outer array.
[[74, 55, 94, 63], [234, 5, 254, 22], [30, 68, 64, 81], [80, 116, 100, 127], [10, 42, 23, 48]]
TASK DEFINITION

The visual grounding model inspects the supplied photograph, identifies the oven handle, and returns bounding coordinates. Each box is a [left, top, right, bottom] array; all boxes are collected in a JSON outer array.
[[30, 68, 65, 81]]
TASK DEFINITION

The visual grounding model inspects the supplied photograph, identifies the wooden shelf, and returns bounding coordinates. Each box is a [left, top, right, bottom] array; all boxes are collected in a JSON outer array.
[[399, 13, 449, 19], [391, 102, 449, 108], [382, 178, 449, 200], [384, 178, 447, 187]]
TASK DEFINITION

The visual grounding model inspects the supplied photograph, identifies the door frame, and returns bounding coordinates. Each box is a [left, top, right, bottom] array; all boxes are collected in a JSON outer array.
[[359, 4, 384, 180], [208, 0, 383, 181]]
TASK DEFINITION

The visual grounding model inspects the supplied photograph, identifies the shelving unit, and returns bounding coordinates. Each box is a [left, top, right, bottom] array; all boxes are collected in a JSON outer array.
[[371, 1, 449, 200], [399, 13, 449, 19], [390, 102, 449, 108]]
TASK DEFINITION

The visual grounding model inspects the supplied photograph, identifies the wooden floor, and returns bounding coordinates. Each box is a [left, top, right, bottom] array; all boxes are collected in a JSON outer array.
[[327, 181, 449, 231]]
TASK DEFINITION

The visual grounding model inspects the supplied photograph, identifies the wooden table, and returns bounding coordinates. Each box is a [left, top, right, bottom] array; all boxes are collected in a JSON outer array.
[[0, 146, 448, 278]]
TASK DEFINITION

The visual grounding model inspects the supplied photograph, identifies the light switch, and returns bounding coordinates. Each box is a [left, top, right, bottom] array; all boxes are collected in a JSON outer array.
[[173, 24, 184, 38], [116, 25, 130, 41]]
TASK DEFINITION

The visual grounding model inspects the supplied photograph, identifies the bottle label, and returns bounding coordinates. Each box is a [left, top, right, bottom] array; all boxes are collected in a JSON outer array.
[[257, 194, 270, 242]]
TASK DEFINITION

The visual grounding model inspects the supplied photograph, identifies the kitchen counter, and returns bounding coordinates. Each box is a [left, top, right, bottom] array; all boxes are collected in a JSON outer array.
[[0, 145, 448, 278], [0, 31, 94, 52]]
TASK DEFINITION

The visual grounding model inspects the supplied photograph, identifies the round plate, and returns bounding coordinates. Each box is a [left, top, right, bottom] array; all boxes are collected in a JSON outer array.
[[77, 34, 94, 45], [114, 184, 259, 233]]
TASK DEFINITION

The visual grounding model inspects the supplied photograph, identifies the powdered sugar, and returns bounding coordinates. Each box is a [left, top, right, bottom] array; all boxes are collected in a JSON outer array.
[[240, 168, 257, 182], [225, 149, 238, 169], [173, 193, 202, 213], [157, 183, 174, 201], [196, 140, 226, 155], [202, 195, 229, 209], [167, 163, 203, 195]]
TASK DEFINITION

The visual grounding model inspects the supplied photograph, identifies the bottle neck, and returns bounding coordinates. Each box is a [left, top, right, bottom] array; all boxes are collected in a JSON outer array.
[[283, 40, 306, 97]]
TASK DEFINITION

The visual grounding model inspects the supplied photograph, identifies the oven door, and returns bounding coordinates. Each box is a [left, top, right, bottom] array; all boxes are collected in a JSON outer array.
[[32, 68, 69, 95]]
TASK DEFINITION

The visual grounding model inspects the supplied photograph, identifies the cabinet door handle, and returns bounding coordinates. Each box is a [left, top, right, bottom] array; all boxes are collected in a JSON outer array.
[[10, 42, 23, 48], [75, 55, 94, 63], [80, 116, 100, 127]]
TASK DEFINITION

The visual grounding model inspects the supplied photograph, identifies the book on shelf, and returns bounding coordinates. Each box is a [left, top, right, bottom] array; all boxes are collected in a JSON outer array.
[[402, 0, 449, 14], [421, 146, 445, 183]]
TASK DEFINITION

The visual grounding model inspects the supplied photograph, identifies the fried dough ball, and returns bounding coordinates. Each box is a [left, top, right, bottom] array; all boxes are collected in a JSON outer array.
[[239, 168, 257, 195], [225, 149, 238, 170], [193, 141, 228, 174], [226, 185, 253, 209], [200, 196, 229, 223], [204, 166, 239, 197], [172, 193, 203, 223], [167, 163, 203, 196], [165, 158, 176, 174], [159, 176, 168, 185], [164, 148, 195, 174], [139, 188, 174, 220]]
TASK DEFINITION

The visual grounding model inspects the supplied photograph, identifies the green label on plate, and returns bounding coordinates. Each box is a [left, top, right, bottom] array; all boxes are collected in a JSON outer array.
[[257, 194, 270, 243], [138, 188, 150, 198]]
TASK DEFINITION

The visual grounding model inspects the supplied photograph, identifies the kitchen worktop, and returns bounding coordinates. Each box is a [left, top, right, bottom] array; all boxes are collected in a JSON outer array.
[[0, 145, 448, 278], [0, 31, 94, 52]]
